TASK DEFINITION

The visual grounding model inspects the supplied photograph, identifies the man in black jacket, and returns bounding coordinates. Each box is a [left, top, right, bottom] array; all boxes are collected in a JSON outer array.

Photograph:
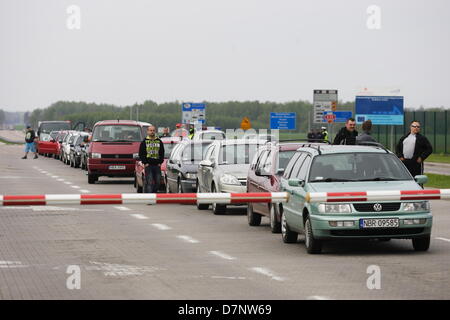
[[139, 126, 165, 193], [333, 118, 358, 145], [396, 120, 433, 177], [22, 125, 38, 159]]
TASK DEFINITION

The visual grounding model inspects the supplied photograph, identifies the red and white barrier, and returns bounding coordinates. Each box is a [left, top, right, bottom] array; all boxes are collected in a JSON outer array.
[[306, 189, 450, 203], [0, 192, 289, 206]]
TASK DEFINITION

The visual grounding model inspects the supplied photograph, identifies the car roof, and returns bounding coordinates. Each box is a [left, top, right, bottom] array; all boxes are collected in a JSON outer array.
[[94, 120, 152, 126], [198, 130, 224, 134], [297, 144, 390, 155]]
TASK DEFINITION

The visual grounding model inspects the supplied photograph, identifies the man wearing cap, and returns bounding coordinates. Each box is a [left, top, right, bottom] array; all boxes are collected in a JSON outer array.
[[22, 126, 38, 159], [320, 127, 329, 142]]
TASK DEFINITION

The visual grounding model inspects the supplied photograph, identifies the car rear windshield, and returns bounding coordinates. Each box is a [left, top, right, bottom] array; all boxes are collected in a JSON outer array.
[[181, 143, 211, 163], [309, 153, 413, 182], [219, 143, 262, 165], [39, 122, 71, 133], [92, 125, 142, 142], [200, 132, 225, 140], [278, 150, 296, 169]]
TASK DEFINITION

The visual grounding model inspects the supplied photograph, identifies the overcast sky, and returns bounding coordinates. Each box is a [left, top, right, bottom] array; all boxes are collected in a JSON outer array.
[[1, 0, 449, 112]]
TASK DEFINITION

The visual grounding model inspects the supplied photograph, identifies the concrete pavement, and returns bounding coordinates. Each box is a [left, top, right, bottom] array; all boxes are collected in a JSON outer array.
[[0, 143, 449, 299]]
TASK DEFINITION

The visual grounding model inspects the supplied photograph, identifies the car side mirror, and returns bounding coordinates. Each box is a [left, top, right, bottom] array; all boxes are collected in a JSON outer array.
[[414, 175, 428, 185], [288, 178, 304, 187], [276, 168, 285, 176], [199, 160, 213, 167]]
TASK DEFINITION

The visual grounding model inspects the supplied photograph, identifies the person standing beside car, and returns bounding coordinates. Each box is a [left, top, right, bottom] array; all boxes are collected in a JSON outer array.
[[396, 120, 433, 177], [139, 125, 165, 193], [333, 118, 358, 145], [356, 120, 377, 143], [22, 125, 38, 159]]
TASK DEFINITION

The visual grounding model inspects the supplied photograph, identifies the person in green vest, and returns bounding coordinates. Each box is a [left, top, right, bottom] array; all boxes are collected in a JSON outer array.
[[139, 126, 165, 193], [320, 126, 329, 142], [188, 125, 195, 139]]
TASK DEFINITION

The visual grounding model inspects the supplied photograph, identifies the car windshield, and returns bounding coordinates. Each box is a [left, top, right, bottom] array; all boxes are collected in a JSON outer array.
[[39, 133, 52, 141], [219, 143, 262, 165], [49, 131, 59, 140], [309, 153, 413, 182], [278, 150, 296, 169], [92, 125, 142, 142], [164, 143, 177, 158], [200, 132, 225, 140], [40, 122, 71, 133], [181, 143, 211, 163]]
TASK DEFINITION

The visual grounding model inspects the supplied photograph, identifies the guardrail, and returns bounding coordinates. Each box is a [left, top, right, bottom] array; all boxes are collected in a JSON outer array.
[[0, 192, 289, 206], [306, 189, 450, 203]]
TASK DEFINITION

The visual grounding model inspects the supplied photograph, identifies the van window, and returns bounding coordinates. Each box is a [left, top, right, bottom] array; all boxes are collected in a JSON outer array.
[[92, 125, 142, 142], [283, 153, 301, 179]]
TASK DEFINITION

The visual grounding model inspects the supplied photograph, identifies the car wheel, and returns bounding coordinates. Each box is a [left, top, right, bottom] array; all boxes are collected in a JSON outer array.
[[412, 236, 430, 251], [247, 203, 261, 226], [196, 183, 209, 210], [88, 174, 98, 184], [211, 184, 226, 215], [281, 210, 298, 243], [270, 204, 282, 233], [305, 216, 322, 254]]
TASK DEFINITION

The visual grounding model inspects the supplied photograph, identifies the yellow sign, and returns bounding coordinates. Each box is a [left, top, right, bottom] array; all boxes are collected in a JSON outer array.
[[331, 101, 337, 111], [240, 117, 251, 130]]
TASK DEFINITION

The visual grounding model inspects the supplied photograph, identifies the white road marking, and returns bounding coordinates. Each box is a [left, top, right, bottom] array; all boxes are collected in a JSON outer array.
[[307, 295, 332, 300], [71, 185, 80, 189], [51, 176, 59, 178], [176, 235, 200, 244], [0, 261, 28, 269], [436, 237, 450, 243], [211, 276, 246, 280], [114, 206, 131, 211], [64, 181, 72, 185], [79, 189, 90, 193], [41, 171, 48, 174], [151, 223, 172, 231], [208, 251, 236, 261], [130, 213, 149, 220], [249, 267, 285, 281], [86, 261, 164, 277], [57, 179, 65, 182]]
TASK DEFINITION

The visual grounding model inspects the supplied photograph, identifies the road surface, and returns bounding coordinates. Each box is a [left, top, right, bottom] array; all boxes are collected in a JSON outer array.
[[0, 143, 449, 300]]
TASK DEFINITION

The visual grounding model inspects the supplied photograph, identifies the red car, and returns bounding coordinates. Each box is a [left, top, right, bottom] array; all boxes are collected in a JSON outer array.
[[246, 141, 317, 233], [134, 136, 182, 192], [87, 120, 152, 184], [37, 131, 60, 157]]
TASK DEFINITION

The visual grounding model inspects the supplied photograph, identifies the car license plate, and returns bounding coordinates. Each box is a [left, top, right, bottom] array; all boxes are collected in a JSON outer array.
[[109, 165, 126, 170], [359, 218, 399, 228]]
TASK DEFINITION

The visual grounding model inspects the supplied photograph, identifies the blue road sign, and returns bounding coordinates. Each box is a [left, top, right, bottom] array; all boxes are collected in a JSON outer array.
[[355, 96, 404, 125], [270, 112, 296, 130], [182, 102, 206, 124], [333, 111, 353, 123]]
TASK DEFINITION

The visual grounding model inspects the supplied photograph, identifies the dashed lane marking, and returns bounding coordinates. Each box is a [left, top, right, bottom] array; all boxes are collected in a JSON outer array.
[[208, 251, 236, 261], [114, 206, 131, 211], [151, 223, 172, 231], [176, 235, 200, 244], [249, 267, 285, 282], [130, 214, 149, 220], [436, 237, 450, 243]]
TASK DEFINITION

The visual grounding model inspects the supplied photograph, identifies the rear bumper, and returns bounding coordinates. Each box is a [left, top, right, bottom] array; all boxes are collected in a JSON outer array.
[[181, 179, 197, 192], [310, 213, 432, 239]]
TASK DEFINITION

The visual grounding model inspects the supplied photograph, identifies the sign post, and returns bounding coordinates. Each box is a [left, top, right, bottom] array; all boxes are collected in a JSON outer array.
[[313, 90, 338, 124]]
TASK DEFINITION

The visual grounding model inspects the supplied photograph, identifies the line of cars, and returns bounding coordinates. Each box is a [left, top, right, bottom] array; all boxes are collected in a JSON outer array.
[[36, 121, 433, 254]]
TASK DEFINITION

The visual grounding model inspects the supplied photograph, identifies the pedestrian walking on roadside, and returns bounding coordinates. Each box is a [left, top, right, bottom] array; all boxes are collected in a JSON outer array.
[[139, 125, 165, 193], [333, 118, 358, 145], [396, 120, 433, 177], [356, 120, 377, 144], [22, 125, 38, 159]]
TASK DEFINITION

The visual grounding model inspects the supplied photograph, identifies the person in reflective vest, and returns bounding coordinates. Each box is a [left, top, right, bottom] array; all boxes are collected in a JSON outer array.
[[139, 125, 165, 193], [320, 127, 329, 142]]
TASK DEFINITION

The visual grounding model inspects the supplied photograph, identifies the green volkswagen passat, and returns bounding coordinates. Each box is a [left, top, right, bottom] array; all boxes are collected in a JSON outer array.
[[280, 145, 432, 254]]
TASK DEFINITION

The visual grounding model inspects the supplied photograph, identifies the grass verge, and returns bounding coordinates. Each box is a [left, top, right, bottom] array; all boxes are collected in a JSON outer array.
[[427, 154, 450, 164], [425, 173, 450, 189]]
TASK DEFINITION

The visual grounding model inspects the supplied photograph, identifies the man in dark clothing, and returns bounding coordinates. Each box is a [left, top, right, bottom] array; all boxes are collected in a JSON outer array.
[[396, 120, 433, 177], [160, 127, 170, 138], [356, 120, 377, 143], [307, 130, 315, 142], [139, 125, 165, 193], [22, 126, 38, 159], [333, 118, 358, 145]]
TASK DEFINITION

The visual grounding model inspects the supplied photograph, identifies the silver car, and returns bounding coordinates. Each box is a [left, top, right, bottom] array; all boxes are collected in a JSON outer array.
[[192, 129, 226, 141], [196, 139, 265, 214]]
